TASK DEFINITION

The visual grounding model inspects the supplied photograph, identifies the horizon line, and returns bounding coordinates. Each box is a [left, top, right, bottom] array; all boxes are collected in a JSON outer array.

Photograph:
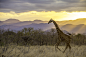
[[0, 18, 86, 22]]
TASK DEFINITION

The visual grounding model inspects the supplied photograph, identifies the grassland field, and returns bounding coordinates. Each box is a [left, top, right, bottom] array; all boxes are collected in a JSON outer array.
[[0, 44, 86, 57]]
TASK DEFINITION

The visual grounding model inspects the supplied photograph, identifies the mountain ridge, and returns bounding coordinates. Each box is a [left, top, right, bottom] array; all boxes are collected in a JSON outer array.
[[1, 18, 86, 25], [0, 23, 86, 34], [0, 18, 86, 34]]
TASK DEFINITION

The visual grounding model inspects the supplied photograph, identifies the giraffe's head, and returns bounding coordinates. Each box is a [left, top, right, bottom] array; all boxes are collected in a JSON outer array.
[[48, 18, 53, 24]]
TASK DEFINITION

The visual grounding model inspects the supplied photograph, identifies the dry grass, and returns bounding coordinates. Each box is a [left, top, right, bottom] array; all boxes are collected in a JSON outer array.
[[0, 44, 86, 57]]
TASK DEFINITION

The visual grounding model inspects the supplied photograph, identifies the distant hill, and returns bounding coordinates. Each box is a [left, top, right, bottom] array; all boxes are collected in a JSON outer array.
[[60, 24, 86, 33], [4, 19, 20, 23], [0, 19, 21, 26], [0, 18, 86, 34], [0, 23, 86, 34], [57, 18, 86, 25], [0, 18, 86, 26], [0, 19, 46, 26]]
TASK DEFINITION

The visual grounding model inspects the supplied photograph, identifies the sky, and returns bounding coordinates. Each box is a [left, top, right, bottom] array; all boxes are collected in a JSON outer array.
[[0, 0, 86, 21]]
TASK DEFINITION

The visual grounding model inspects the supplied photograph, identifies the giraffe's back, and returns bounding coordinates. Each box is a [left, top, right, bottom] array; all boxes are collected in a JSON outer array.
[[60, 33, 71, 42]]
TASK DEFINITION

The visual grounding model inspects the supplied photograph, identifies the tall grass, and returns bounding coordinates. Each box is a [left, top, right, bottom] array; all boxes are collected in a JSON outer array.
[[0, 44, 86, 57]]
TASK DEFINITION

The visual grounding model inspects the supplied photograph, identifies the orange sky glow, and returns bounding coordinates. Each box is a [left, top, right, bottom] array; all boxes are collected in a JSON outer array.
[[0, 11, 86, 21]]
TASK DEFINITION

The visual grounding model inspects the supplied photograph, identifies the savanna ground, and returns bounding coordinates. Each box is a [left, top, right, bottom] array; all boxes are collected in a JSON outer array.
[[0, 28, 86, 57], [0, 44, 86, 57]]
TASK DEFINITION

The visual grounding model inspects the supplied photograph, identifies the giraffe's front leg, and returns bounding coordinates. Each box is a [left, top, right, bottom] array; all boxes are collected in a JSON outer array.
[[55, 41, 61, 51]]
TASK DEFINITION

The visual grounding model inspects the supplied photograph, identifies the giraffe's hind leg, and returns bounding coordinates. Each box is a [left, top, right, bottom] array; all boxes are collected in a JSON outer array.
[[55, 41, 61, 51], [63, 43, 69, 53], [68, 44, 71, 52]]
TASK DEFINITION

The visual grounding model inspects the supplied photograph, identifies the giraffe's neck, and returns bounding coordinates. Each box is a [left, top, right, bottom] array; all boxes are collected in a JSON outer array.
[[52, 20, 62, 33]]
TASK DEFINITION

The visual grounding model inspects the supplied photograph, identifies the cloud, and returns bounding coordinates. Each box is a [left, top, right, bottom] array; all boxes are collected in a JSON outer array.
[[0, 0, 86, 12], [60, 0, 80, 3], [24, 0, 55, 4]]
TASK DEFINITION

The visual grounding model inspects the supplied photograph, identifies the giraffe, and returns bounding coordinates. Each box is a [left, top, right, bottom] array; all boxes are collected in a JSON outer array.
[[48, 18, 71, 53]]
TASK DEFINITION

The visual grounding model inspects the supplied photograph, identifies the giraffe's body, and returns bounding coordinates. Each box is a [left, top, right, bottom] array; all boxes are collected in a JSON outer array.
[[48, 19, 71, 53]]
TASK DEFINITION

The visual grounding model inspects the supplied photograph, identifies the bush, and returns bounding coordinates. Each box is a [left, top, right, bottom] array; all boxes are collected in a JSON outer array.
[[0, 28, 86, 46]]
